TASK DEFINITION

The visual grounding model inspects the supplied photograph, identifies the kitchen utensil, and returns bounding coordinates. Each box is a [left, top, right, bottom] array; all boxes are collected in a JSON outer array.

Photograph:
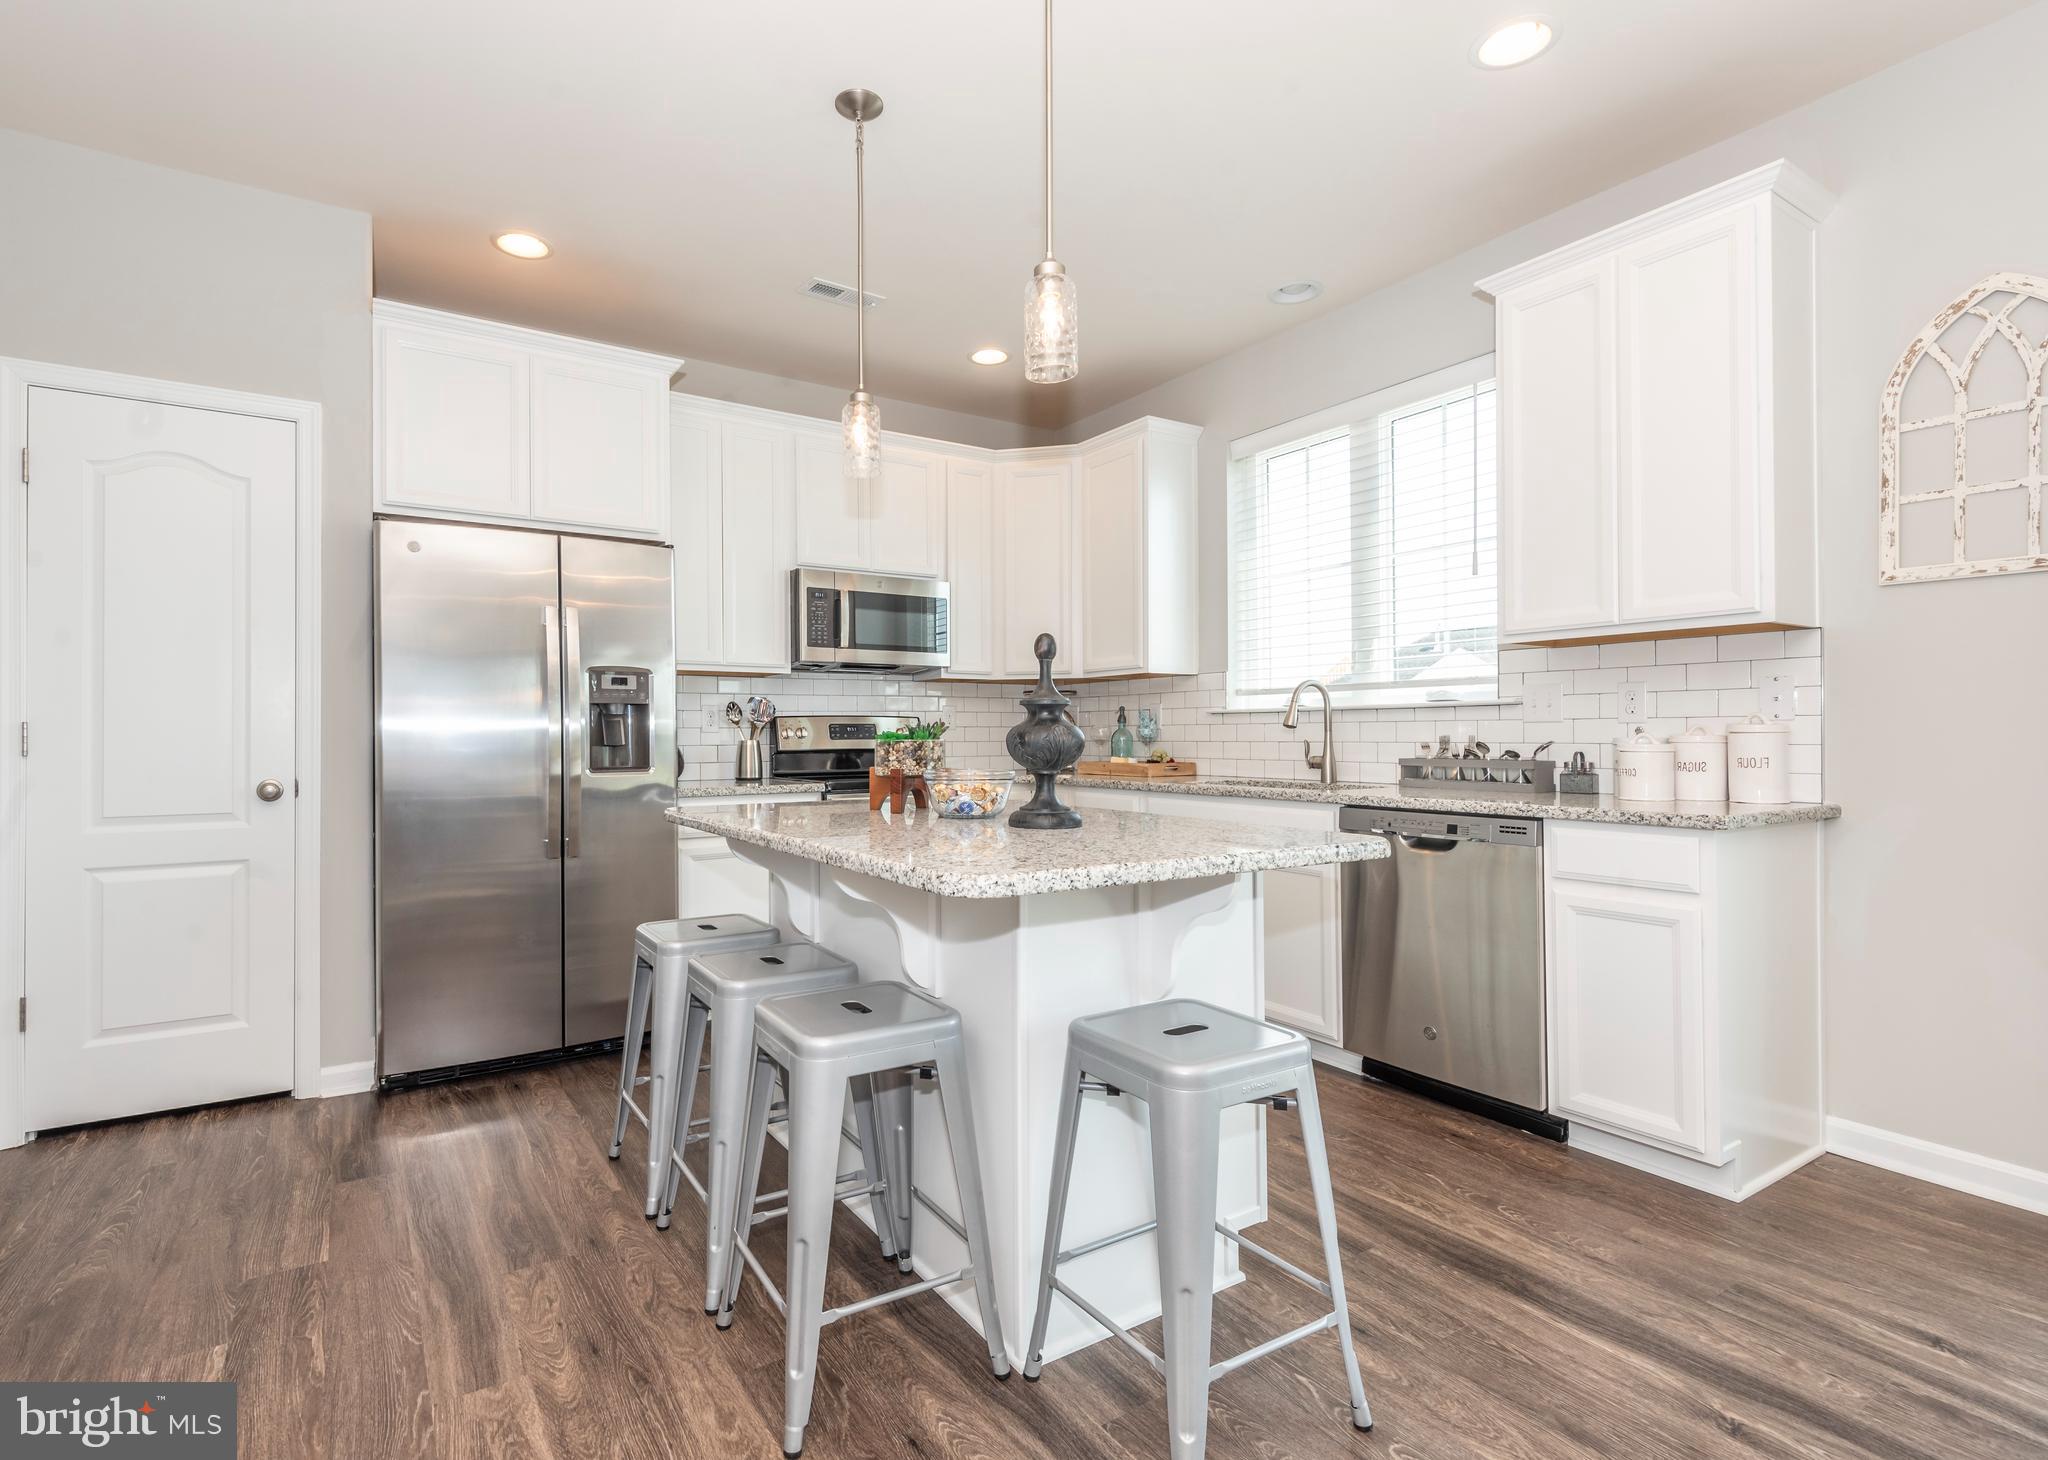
[[1671, 724, 1729, 800], [724, 700, 744, 728], [1532, 741, 1554, 760], [746, 696, 776, 738], [1614, 726, 1676, 801], [1726, 714, 1791, 803]]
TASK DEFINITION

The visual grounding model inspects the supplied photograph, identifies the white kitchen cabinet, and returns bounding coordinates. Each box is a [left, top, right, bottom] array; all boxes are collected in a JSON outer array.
[[1544, 818, 1823, 1201], [1479, 161, 1831, 645], [1077, 421, 1200, 677], [944, 457, 998, 677], [997, 457, 1076, 677], [791, 433, 946, 578], [676, 793, 818, 920], [374, 302, 679, 539], [671, 401, 795, 675]]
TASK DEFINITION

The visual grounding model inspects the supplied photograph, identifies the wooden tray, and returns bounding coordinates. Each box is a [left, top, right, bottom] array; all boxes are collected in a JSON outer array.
[[1074, 759, 1197, 779]]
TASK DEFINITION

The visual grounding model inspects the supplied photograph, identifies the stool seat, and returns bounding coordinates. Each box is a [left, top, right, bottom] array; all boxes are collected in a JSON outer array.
[[690, 941, 859, 999], [636, 914, 776, 966], [1068, 998, 1309, 1096], [753, 981, 959, 1068]]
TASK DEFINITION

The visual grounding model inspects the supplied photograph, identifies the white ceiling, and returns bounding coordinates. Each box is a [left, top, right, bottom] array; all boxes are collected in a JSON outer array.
[[0, 2, 2026, 427]]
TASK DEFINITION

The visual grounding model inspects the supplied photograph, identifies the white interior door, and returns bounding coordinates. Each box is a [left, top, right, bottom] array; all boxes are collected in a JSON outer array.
[[24, 387, 298, 1129]]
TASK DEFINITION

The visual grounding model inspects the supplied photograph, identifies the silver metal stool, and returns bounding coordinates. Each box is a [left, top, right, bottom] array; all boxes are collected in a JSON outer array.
[[661, 940, 905, 1314], [722, 980, 1010, 1458], [1022, 997, 1372, 1460], [609, 916, 779, 1217]]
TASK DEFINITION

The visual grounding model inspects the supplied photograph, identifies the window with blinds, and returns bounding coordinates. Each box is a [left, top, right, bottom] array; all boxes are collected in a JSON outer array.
[[1227, 356, 1497, 709]]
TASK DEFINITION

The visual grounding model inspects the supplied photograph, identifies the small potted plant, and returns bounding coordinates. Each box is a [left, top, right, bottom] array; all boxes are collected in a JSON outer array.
[[875, 720, 947, 776]]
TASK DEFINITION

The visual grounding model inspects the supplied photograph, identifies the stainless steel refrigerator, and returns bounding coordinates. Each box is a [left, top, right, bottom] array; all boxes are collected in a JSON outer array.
[[373, 518, 676, 1084]]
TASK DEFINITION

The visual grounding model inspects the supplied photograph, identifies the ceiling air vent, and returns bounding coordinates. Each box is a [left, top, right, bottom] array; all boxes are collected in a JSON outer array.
[[802, 276, 883, 310]]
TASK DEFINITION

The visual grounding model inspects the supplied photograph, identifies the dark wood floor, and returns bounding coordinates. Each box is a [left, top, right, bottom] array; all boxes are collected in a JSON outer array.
[[2, 1056, 2043, 1460]]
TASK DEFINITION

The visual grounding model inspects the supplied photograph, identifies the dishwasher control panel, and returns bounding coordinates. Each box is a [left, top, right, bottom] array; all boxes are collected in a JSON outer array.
[[1340, 807, 1544, 846]]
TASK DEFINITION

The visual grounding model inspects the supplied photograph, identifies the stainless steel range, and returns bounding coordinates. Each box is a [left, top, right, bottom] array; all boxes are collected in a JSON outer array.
[[768, 713, 923, 797]]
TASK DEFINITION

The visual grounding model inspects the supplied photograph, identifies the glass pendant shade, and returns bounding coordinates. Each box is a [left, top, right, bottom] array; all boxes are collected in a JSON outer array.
[[842, 390, 882, 478], [1025, 263, 1078, 384]]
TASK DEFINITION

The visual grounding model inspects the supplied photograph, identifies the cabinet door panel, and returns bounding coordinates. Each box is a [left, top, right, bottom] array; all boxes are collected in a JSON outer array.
[[1079, 437, 1145, 674], [1549, 884, 1708, 1155], [671, 410, 723, 667], [870, 448, 945, 577], [378, 324, 529, 517], [1498, 262, 1616, 636], [721, 419, 792, 669], [1617, 205, 1760, 622], [945, 458, 997, 677], [1261, 862, 1343, 1044], [794, 432, 868, 570], [678, 834, 775, 922], [530, 352, 667, 535], [998, 460, 1074, 677]]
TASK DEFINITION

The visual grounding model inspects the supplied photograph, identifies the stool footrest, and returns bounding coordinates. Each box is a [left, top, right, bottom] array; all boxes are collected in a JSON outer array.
[[1220, 1224, 1334, 1301], [909, 1184, 966, 1243], [729, 1235, 787, 1319], [1210, 1312, 1337, 1382], [821, 1266, 969, 1327], [1051, 1278, 1166, 1376], [1054, 1218, 1156, 1266]]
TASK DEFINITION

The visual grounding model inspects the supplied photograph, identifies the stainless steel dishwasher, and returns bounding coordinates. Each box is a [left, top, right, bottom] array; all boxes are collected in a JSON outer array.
[[1339, 808, 1563, 1139]]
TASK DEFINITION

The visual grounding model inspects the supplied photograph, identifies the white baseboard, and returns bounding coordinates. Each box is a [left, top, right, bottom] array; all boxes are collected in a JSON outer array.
[[317, 1060, 377, 1098], [1826, 1117, 2048, 1217]]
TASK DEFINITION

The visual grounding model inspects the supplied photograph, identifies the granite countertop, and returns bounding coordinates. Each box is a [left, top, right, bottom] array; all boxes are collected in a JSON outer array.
[[674, 780, 828, 800], [665, 800, 1389, 898], [1061, 774, 1840, 831]]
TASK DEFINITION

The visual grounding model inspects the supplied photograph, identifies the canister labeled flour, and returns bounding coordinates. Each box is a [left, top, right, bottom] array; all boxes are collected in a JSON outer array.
[[1726, 714, 1791, 803]]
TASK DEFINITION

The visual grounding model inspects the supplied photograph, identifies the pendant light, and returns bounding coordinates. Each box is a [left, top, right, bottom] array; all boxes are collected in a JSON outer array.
[[837, 88, 884, 477], [1024, 0, 1077, 383]]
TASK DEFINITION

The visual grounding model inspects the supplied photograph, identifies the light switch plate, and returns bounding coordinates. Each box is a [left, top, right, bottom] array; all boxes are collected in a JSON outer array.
[[1763, 672, 1795, 721], [1618, 683, 1646, 721], [1525, 682, 1563, 721]]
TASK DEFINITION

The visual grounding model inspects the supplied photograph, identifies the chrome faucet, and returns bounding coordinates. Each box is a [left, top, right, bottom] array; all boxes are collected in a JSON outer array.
[[1282, 679, 1337, 785]]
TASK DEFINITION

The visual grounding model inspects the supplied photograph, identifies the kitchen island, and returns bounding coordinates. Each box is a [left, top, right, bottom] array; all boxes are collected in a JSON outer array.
[[664, 798, 1388, 1367]]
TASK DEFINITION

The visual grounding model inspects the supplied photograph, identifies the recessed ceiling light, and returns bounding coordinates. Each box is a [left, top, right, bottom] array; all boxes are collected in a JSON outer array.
[[1269, 281, 1323, 305], [1473, 17, 1554, 69], [970, 347, 1009, 366], [492, 231, 552, 260]]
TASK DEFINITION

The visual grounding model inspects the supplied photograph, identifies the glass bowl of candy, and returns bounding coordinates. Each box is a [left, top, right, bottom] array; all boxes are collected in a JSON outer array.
[[927, 769, 1016, 820]]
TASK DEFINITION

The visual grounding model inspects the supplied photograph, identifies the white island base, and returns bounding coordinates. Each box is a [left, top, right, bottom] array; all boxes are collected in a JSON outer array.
[[735, 840, 1267, 1369]]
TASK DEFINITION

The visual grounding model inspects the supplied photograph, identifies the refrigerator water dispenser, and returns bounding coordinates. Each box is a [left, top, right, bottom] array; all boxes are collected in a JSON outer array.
[[586, 666, 653, 772]]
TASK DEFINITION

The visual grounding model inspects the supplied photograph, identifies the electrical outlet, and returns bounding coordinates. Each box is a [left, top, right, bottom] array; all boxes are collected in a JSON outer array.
[[1618, 683, 1646, 721], [1762, 672, 1795, 721], [1525, 682, 1563, 721]]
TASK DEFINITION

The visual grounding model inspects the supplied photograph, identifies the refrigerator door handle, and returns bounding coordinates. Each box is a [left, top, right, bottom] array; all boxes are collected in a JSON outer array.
[[542, 604, 563, 859], [563, 604, 584, 859]]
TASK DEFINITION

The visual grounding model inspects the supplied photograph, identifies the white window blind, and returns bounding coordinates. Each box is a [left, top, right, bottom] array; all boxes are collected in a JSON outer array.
[[1228, 357, 1497, 709]]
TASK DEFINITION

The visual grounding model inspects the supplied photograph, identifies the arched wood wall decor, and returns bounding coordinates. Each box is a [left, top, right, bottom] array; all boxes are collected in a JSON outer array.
[[1879, 272, 2048, 583]]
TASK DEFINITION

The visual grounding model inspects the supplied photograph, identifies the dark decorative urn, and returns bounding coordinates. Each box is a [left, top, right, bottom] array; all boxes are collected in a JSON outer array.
[[1005, 633, 1086, 829]]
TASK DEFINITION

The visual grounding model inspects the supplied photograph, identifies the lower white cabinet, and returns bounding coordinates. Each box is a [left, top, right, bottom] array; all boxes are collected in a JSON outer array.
[[1544, 819, 1822, 1200], [675, 794, 819, 920]]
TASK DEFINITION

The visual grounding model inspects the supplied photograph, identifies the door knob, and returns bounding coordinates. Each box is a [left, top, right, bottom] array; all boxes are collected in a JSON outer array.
[[257, 779, 285, 803]]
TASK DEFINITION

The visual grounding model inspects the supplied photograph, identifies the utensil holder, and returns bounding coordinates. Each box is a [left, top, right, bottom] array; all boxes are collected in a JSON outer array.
[[734, 739, 763, 782], [1398, 756, 1556, 791]]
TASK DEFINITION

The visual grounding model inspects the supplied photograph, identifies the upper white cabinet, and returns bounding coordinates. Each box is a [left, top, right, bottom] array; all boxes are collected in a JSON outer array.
[[671, 402, 795, 675], [1076, 420, 1200, 677], [669, 395, 1202, 679], [1479, 161, 1832, 644], [996, 456, 1077, 678], [792, 432, 946, 577], [374, 302, 680, 539]]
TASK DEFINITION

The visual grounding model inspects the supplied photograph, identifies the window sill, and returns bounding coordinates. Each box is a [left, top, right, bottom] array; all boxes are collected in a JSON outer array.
[[1213, 697, 1524, 716]]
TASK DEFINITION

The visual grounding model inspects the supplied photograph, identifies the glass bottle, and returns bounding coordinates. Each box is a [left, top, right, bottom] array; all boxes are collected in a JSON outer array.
[[1110, 705, 1135, 759]]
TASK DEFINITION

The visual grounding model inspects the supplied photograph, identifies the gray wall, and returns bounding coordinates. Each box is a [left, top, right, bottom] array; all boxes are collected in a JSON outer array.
[[0, 128, 377, 1071], [671, 355, 1058, 451], [1067, 7, 2048, 1174]]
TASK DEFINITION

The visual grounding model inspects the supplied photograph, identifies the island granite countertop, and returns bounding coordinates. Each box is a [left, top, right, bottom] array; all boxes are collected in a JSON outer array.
[[1061, 774, 1840, 831], [666, 800, 1388, 898], [674, 780, 828, 800]]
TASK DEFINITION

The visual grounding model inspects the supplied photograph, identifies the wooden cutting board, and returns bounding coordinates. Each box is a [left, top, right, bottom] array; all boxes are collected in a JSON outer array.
[[1073, 759, 1197, 779]]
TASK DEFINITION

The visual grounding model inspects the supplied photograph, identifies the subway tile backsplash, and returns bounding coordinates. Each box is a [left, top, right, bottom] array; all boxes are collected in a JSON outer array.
[[676, 628, 1825, 802]]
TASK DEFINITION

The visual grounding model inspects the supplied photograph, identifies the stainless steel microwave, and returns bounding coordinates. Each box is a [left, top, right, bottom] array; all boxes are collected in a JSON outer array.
[[790, 568, 950, 673]]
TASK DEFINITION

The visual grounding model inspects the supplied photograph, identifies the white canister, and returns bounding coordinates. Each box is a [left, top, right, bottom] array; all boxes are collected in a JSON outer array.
[[1613, 726, 1676, 801], [1726, 714, 1791, 803], [1670, 724, 1729, 801]]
